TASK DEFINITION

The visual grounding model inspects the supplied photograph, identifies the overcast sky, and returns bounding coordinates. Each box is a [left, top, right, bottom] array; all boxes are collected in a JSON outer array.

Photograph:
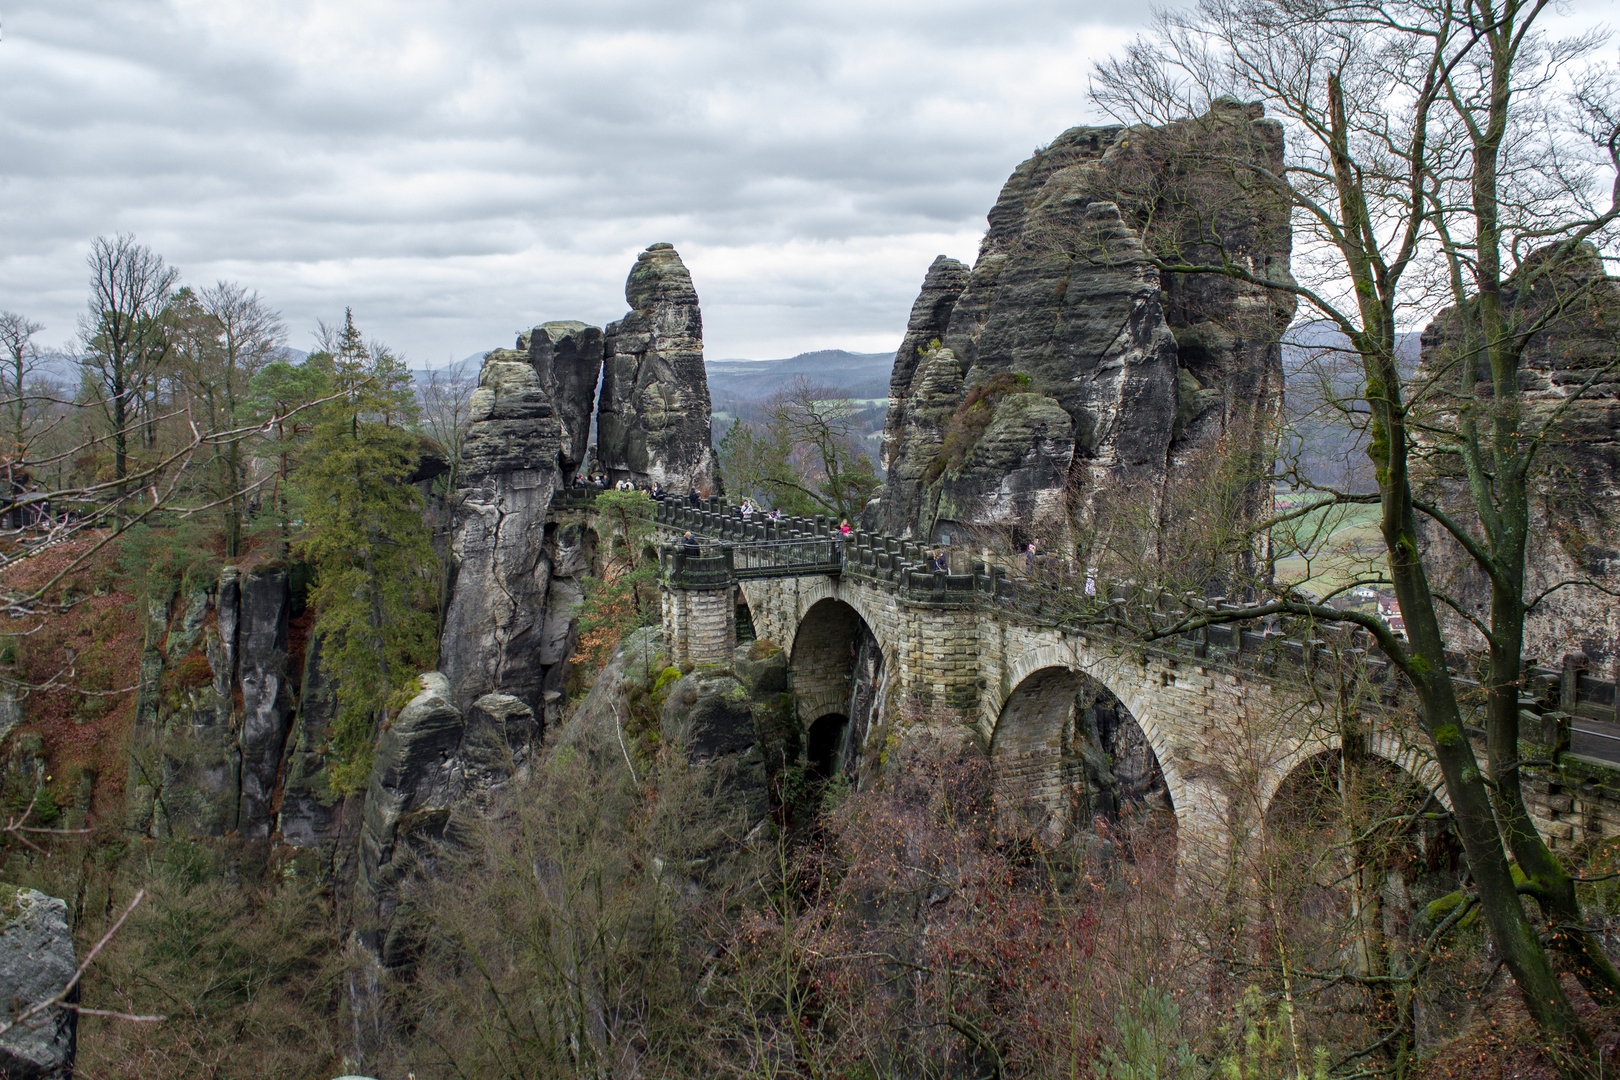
[[0, 0, 1157, 366]]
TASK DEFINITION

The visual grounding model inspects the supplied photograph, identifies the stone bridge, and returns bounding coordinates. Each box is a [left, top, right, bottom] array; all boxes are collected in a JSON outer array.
[[641, 495, 1620, 871]]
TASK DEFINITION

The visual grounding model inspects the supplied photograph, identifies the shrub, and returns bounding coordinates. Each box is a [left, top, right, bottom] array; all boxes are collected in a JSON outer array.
[[923, 370, 1034, 482]]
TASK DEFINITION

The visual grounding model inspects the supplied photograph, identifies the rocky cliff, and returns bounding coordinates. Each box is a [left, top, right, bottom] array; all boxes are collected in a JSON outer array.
[[127, 565, 299, 841], [866, 101, 1294, 544], [520, 319, 604, 478], [0, 886, 77, 1080], [440, 246, 715, 719], [1417, 244, 1620, 677], [437, 345, 568, 717], [598, 243, 717, 493]]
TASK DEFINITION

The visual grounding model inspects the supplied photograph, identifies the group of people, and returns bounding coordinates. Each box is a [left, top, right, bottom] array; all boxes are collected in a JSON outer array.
[[732, 499, 786, 522], [571, 473, 693, 504]]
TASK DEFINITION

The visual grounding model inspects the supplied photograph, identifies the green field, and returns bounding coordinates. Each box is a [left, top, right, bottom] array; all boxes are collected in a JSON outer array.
[[1270, 499, 1388, 599]]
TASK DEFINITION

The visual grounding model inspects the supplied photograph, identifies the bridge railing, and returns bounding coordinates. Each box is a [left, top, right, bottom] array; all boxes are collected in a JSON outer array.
[[640, 494, 1616, 737]]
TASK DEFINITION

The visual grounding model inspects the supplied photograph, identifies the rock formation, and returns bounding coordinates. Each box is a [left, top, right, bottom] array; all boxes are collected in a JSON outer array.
[[233, 568, 294, 837], [521, 320, 604, 478], [437, 345, 564, 718], [279, 630, 340, 849], [867, 102, 1295, 543], [1417, 244, 1620, 677], [127, 566, 297, 840], [598, 243, 717, 493], [440, 246, 715, 719], [0, 886, 77, 1079]]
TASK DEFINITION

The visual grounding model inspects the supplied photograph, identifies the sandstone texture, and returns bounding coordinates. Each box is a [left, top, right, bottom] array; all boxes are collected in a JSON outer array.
[[598, 243, 717, 493], [866, 102, 1295, 542], [521, 320, 604, 477], [127, 566, 296, 841], [279, 629, 340, 849], [235, 568, 294, 837], [439, 349, 566, 716], [0, 886, 76, 1080], [1417, 244, 1620, 677]]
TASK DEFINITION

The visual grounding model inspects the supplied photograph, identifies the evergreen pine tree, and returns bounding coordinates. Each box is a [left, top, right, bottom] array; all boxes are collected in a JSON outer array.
[[293, 309, 437, 792]]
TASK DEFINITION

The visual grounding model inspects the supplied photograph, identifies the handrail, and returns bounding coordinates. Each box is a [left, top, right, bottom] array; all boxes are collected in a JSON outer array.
[[552, 486, 1616, 736]]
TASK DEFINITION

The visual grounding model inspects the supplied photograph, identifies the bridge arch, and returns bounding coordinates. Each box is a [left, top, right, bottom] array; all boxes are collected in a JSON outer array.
[[754, 582, 895, 779], [789, 598, 875, 725], [990, 642, 1192, 839], [1259, 730, 1452, 822]]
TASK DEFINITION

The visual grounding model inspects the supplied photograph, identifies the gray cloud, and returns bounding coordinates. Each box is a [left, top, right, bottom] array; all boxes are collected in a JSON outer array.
[[12, 0, 1599, 363]]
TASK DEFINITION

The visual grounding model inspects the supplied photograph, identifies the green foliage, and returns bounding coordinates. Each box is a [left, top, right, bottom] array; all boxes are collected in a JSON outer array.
[[924, 370, 1033, 482], [575, 491, 660, 679], [651, 664, 682, 699], [291, 310, 437, 794], [117, 518, 222, 602], [1219, 986, 1328, 1080], [1101, 986, 1197, 1080]]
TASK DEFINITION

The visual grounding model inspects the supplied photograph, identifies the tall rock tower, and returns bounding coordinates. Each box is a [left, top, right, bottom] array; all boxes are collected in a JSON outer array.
[[865, 101, 1295, 547], [597, 243, 717, 493]]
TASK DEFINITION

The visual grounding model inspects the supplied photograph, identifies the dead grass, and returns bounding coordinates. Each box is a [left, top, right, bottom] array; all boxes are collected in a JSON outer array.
[[1412, 979, 1620, 1080], [1, 533, 143, 828]]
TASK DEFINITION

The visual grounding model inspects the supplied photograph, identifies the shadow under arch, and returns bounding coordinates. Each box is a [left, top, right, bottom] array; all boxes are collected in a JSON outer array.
[[1258, 747, 1467, 973], [790, 597, 884, 780], [990, 664, 1177, 845], [1259, 730, 1453, 824], [808, 711, 851, 780]]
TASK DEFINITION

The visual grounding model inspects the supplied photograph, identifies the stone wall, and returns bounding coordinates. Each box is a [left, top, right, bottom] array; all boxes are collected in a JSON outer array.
[[690, 557, 1620, 878], [663, 585, 737, 668]]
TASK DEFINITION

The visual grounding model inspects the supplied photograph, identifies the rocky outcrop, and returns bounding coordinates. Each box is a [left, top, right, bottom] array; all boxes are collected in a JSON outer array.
[[878, 255, 970, 476], [127, 565, 297, 840], [0, 886, 77, 1080], [439, 350, 565, 716], [235, 568, 294, 837], [521, 320, 605, 478], [359, 673, 464, 916], [358, 673, 543, 929], [279, 629, 340, 849], [1417, 244, 1620, 677], [598, 243, 716, 492], [866, 102, 1294, 543]]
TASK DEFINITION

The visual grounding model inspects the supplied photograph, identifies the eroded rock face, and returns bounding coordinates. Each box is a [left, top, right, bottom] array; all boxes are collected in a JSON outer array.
[[866, 103, 1294, 542], [439, 352, 563, 716], [359, 673, 463, 914], [522, 320, 605, 477], [1417, 245, 1620, 677], [236, 568, 294, 837], [127, 566, 295, 841], [598, 243, 716, 492], [0, 886, 77, 1080], [279, 630, 340, 849]]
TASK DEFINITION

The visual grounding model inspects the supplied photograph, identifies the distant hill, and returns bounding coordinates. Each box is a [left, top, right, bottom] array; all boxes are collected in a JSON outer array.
[[705, 349, 895, 402]]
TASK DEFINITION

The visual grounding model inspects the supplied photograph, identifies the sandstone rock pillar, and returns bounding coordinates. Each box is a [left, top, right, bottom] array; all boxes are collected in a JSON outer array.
[[598, 243, 716, 493]]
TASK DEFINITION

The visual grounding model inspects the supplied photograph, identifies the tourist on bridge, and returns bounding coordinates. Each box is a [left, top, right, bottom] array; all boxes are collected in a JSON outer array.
[[933, 550, 949, 573], [680, 531, 701, 557], [688, 487, 701, 508]]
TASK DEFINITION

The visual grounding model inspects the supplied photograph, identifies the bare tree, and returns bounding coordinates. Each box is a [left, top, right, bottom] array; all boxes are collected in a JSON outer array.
[[77, 234, 179, 497], [1087, 0, 1620, 1062], [0, 311, 45, 474], [718, 376, 879, 521], [418, 358, 474, 490], [199, 282, 284, 556]]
